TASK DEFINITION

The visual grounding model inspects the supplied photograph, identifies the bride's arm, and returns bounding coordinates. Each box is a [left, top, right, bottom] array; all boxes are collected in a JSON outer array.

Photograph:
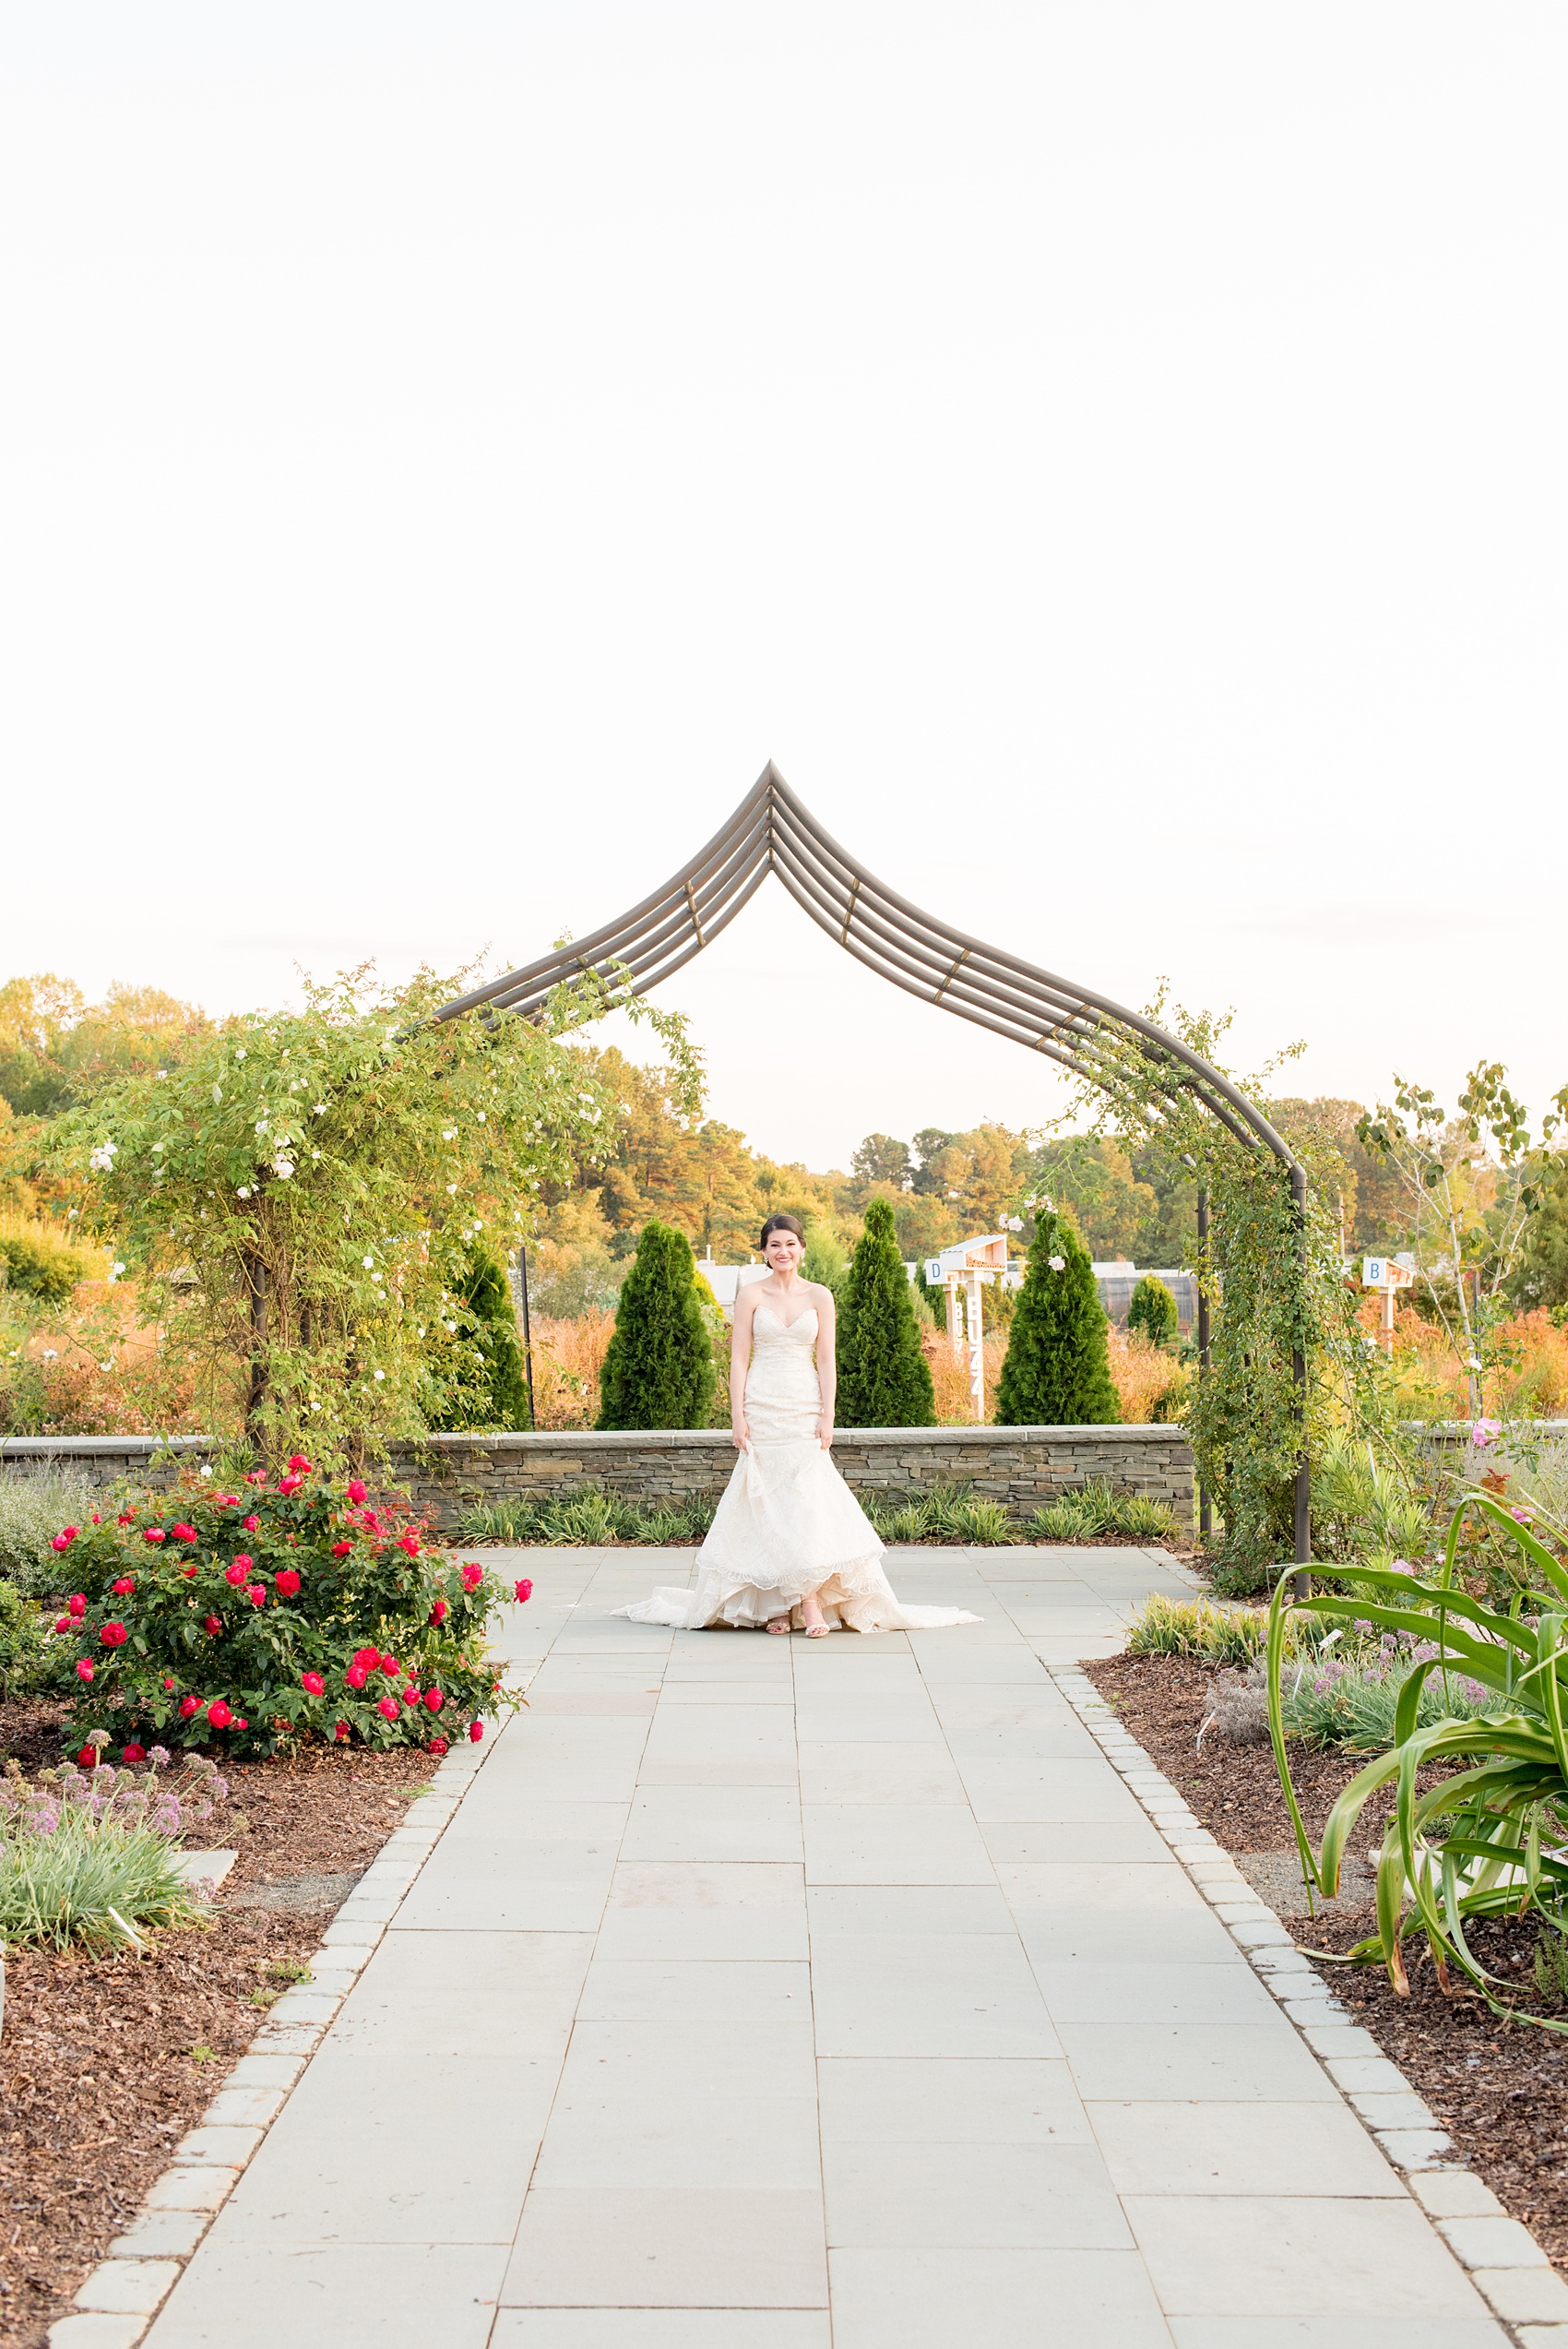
[[815, 1288, 837, 1449], [730, 1286, 754, 1450]]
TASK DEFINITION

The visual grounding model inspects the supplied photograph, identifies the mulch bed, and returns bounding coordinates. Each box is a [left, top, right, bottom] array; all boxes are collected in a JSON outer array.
[[0, 1701, 438, 2349], [1085, 1650, 1568, 2266]]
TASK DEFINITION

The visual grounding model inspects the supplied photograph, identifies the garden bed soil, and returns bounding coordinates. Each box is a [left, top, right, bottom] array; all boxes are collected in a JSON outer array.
[[0, 1704, 439, 2349], [1085, 1651, 1568, 2267]]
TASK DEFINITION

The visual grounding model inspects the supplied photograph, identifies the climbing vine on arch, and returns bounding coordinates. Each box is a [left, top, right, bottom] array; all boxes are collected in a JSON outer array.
[[1036, 993, 1372, 1573]]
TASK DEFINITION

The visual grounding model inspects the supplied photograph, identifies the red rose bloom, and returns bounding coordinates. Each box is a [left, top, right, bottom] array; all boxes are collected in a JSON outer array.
[[123, 1743, 146, 1763], [275, 1568, 302, 1595], [234, 1717, 248, 1730], [334, 1721, 350, 1740], [67, 1594, 87, 1618], [429, 1598, 447, 1626], [58, 1525, 79, 1544], [377, 1695, 399, 1721], [423, 1687, 444, 1712], [427, 1735, 448, 1756], [246, 1585, 267, 1607], [301, 1671, 326, 1696], [345, 1665, 368, 1689], [172, 1523, 197, 1542], [77, 1745, 97, 1766], [243, 1514, 259, 1532], [144, 1528, 166, 1544], [52, 1532, 72, 1553], [207, 1699, 232, 1729], [469, 1721, 484, 1743], [179, 1693, 200, 1717], [100, 1622, 128, 1646], [398, 1532, 420, 1557], [117, 1511, 136, 1525], [279, 1475, 302, 1496], [379, 1654, 400, 1676], [54, 1614, 72, 1633], [288, 1454, 313, 1473], [183, 1564, 198, 1580], [244, 1471, 267, 1485], [461, 1562, 482, 1592], [347, 1479, 367, 1505], [332, 1539, 353, 1557], [112, 1576, 136, 1596], [514, 1578, 533, 1604], [225, 1563, 246, 1587], [77, 1659, 95, 1681], [204, 1615, 221, 1635]]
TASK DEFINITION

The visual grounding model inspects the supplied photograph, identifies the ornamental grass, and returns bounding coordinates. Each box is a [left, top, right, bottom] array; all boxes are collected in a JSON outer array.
[[0, 1743, 222, 1951]]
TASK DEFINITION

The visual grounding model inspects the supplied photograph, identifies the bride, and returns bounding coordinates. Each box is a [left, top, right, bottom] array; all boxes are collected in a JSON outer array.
[[615, 1213, 980, 1636]]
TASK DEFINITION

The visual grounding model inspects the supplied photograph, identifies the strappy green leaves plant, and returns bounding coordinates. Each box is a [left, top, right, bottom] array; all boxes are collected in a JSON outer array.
[[1266, 1489, 1568, 2023]]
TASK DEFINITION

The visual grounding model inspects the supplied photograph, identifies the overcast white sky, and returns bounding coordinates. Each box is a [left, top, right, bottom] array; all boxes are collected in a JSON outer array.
[[3, 3, 1563, 1170]]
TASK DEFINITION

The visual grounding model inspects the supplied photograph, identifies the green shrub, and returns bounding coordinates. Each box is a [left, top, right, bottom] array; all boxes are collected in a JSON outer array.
[[0, 1579, 50, 1699], [1127, 1592, 1266, 1666], [836, 1199, 936, 1429], [910, 1260, 944, 1330], [994, 1210, 1120, 1427], [439, 1245, 531, 1432], [0, 1469, 104, 1597], [33, 1461, 521, 1758], [861, 1481, 1016, 1545], [1028, 1480, 1178, 1544], [457, 1485, 717, 1546], [597, 1222, 716, 1431], [1127, 1274, 1179, 1350], [0, 1217, 98, 1305]]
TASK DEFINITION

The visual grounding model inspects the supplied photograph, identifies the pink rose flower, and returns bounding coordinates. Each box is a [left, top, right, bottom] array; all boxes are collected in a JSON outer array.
[[301, 1671, 326, 1696], [347, 1479, 367, 1505]]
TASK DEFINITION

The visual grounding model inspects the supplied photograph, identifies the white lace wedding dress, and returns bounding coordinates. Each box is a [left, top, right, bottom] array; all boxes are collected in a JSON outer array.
[[613, 1305, 982, 1634]]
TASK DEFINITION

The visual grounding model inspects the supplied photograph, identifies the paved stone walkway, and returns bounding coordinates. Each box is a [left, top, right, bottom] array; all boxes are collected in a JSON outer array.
[[142, 1544, 1505, 2348]]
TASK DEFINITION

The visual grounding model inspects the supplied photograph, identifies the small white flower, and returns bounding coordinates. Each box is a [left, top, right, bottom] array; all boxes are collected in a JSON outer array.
[[311, 1150, 321, 1161], [445, 1183, 457, 1195], [314, 1103, 327, 1115], [373, 1368, 386, 1381], [236, 1047, 246, 1060], [67, 1208, 77, 1219], [100, 1359, 114, 1371], [237, 1186, 252, 1199], [1048, 1255, 1065, 1271], [89, 1142, 118, 1173], [199, 1464, 212, 1477], [43, 1348, 57, 1360], [309, 1400, 321, 1412], [362, 1255, 374, 1269], [477, 1110, 486, 1123], [417, 1326, 426, 1337], [255, 1119, 268, 1135], [157, 1068, 166, 1078], [273, 1159, 295, 1179], [112, 1260, 126, 1277], [442, 1128, 457, 1141]]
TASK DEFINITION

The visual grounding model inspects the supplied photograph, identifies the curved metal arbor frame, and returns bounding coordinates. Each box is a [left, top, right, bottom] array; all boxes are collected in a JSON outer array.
[[437, 763, 1310, 1568]]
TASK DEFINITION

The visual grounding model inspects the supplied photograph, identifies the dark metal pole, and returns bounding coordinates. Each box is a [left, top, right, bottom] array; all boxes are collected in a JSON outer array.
[[1290, 1162, 1311, 1598], [517, 1245, 536, 1432], [1196, 1187, 1211, 1545]]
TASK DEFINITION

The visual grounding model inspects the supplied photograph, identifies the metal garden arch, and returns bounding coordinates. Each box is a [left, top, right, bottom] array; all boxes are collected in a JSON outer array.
[[437, 763, 1311, 1571]]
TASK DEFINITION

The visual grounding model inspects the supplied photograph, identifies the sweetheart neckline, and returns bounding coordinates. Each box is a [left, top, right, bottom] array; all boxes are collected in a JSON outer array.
[[753, 1303, 819, 1334]]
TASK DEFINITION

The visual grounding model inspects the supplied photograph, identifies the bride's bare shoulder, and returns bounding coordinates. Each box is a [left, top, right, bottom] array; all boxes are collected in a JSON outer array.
[[805, 1280, 837, 1309]]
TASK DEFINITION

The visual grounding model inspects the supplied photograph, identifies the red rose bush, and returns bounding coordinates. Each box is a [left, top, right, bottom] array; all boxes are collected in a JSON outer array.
[[41, 1461, 526, 1757]]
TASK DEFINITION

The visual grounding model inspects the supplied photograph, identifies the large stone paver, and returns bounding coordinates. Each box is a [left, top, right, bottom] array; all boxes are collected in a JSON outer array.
[[141, 1544, 1504, 2347]]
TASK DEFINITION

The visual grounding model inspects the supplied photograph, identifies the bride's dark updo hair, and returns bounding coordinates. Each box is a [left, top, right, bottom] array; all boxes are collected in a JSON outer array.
[[760, 1212, 806, 1249]]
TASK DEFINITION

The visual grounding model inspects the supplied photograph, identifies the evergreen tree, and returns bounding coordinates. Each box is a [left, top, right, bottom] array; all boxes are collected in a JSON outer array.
[[836, 1198, 936, 1427], [441, 1245, 532, 1431], [910, 1258, 944, 1330], [597, 1220, 716, 1430], [994, 1210, 1121, 1425], [1127, 1272, 1179, 1351]]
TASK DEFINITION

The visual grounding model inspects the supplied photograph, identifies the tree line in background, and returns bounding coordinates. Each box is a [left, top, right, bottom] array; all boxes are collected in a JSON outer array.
[[2, 969, 1567, 1458]]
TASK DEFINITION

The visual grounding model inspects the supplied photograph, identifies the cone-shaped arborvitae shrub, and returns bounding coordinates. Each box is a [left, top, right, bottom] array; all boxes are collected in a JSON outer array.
[[597, 1220, 717, 1430], [442, 1245, 532, 1431], [994, 1210, 1121, 1425], [1127, 1272, 1179, 1351], [836, 1198, 937, 1427]]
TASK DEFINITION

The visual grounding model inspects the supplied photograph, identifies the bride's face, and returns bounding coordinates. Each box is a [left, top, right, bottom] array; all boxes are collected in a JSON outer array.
[[765, 1229, 804, 1275]]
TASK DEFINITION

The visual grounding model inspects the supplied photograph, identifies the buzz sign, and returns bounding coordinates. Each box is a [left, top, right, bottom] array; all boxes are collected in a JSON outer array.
[[924, 1259, 944, 1284]]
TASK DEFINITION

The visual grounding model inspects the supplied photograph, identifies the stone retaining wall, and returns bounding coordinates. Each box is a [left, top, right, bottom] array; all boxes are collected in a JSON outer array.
[[0, 1425, 1194, 1532]]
